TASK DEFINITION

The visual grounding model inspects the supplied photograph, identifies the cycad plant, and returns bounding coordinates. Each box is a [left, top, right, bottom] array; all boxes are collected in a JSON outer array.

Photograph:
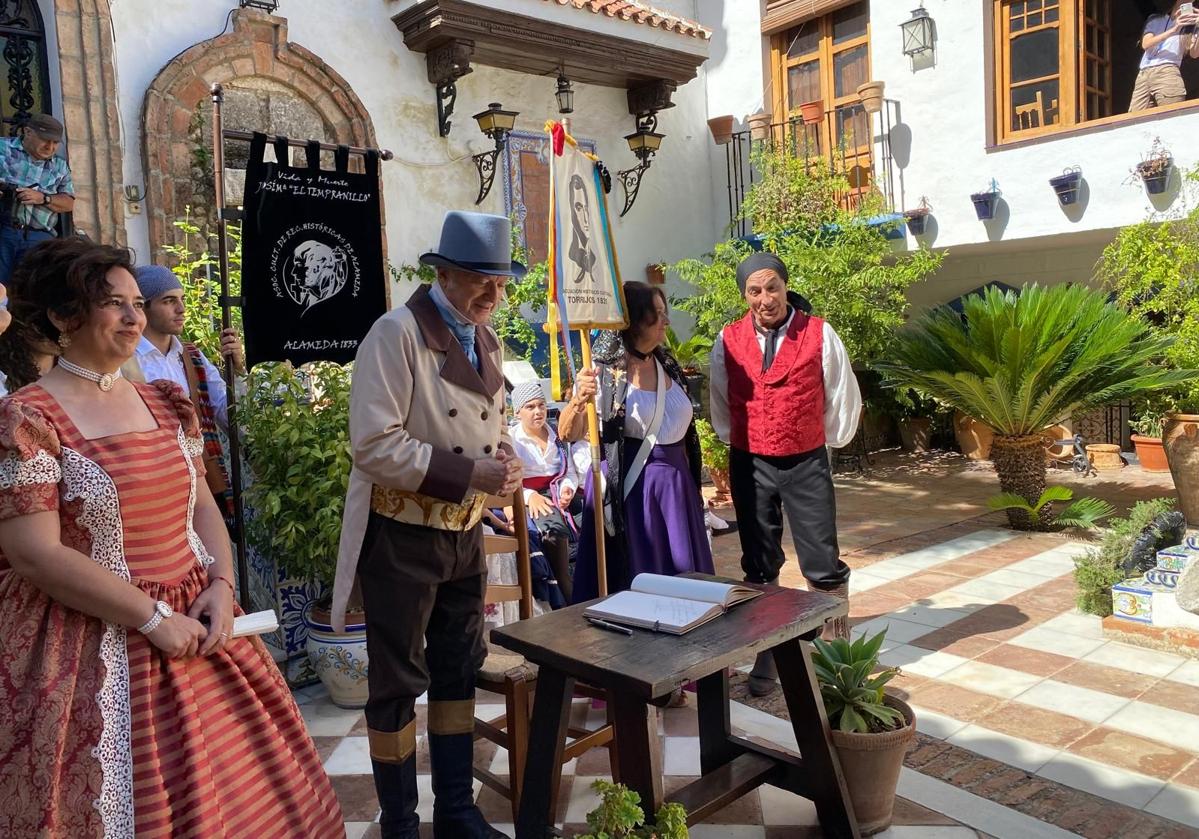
[[875, 283, 1196, 528]]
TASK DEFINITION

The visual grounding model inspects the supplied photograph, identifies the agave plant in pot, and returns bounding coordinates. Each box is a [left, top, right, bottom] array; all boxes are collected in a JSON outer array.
[[1130, 406, 1171, 473], [241, 360, 365, 707], [875, 283, 1194, 530], [695, 418, 731, 505], [813, 630, 914, 835]]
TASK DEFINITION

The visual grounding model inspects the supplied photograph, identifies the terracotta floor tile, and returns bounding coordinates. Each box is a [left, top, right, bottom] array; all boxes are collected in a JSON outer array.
[[887, 671, 929, 702], [329, 773, 380, 822], [850, 591, 915, 621], [1141, 676, 1199, 712], [910, 627, 1001, 659], [1067, 727, 1197, 780], [1172, 757, 1199, 789], [889, 796, 959, 825], [976, 701, 1094, 749], [906, 682, 1005, 722], [1053, 661, 1158, 700], [976, 644, 1075, 678]]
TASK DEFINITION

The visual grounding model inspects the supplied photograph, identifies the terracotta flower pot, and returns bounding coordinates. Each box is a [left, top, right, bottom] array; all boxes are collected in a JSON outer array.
[[747, 111, 773, 142], [799, 99, 825, 125], [830, 695, 916, 835], [1086, 443, 1122, 471], [1164, 414, 1199, 526], [707, 114, 735, 145], [856, 80, 886, 114], [899, 417, 932, 452], [953, 411, 993, 460], [1131, 434, 1170, 473]]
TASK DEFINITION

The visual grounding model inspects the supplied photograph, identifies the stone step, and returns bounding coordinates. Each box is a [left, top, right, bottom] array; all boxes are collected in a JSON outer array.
[[1156, 544, 1199, 572], [1112, 579, 1199, 630]]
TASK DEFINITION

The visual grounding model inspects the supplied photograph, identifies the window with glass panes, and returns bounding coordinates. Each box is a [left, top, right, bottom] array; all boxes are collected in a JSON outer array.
[[769, 2, 871, 184], [995, 0, 1113, 140]]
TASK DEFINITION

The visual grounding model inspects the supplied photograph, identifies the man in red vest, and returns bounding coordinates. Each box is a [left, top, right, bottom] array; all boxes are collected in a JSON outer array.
[[710, 252, 862, 697]]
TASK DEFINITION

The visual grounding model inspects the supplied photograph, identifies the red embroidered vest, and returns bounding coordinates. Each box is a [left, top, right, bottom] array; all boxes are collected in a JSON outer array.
[[723, 310, 825, 456]]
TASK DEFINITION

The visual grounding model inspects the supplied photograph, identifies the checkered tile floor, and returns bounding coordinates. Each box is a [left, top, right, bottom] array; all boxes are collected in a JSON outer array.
[[295, 683, 999, 838]]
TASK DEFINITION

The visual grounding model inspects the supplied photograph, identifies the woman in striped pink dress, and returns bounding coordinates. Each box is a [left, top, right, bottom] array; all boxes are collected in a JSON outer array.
[[0, 238, 343, 837]]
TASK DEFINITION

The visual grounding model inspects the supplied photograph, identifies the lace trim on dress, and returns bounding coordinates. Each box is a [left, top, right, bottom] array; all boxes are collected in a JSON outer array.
[[0, 448, 61, 488], [61, 446, 135, 839], [176, 426, 215, 569]]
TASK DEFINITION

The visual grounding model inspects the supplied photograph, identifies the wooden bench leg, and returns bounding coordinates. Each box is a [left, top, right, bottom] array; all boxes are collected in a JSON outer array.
[[611, 691, 663, 814], [516, 666, 574, 839], [696, 668, 739, 775], [774, 638, 860, 839], [506, 675, 533, 825], [606, 694, 621, 784]]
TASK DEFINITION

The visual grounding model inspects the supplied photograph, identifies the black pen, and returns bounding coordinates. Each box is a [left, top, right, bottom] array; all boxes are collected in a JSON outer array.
[[587, 617, 633, 636]]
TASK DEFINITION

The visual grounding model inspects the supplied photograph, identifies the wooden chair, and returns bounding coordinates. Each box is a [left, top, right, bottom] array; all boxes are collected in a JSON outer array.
[[474, 492, 618, 824]]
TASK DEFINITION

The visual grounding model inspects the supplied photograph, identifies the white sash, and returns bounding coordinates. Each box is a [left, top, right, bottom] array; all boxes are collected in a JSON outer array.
[[623, 359, 667, 500]]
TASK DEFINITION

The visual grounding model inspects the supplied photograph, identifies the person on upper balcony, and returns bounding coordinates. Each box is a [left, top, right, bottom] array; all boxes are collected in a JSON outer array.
[[0, 115, 75, 284], [1130, 0, 1199, 112]]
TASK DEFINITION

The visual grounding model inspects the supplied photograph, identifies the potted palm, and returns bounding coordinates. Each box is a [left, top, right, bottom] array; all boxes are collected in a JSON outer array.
[[241, 360, 366, 708], [875, 283, 1194, 529], [814, 630, 913, 835], [665, 327, 713, 409]]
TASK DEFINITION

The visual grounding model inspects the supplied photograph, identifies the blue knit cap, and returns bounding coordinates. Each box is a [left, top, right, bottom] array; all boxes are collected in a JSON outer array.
[[134, 265, 183, 302]]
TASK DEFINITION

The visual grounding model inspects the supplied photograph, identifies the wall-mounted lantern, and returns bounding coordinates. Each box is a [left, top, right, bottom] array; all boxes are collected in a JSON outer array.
[[900, 7, 935, 58], [472, 102, 518, 205], [555, 73, 574, 115], [239, 0, 279, 11], [616, 113, 664, 217]]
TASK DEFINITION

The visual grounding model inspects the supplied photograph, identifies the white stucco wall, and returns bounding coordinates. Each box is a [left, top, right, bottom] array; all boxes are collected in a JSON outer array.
[[107, 0, 716, 309]]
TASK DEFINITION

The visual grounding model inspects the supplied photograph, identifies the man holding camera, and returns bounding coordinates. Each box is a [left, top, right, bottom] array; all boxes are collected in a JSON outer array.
[[1131, 1, 1199, 112], [0, 114, 74, 282]]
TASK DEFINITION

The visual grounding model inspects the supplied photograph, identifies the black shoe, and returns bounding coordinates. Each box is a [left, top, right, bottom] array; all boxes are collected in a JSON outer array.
[[429, 732, 510, 839], [371, 758, 420, 839]]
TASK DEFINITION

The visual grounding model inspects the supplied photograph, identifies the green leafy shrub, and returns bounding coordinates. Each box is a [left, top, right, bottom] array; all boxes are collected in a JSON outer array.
[[577, 780, 688, 839], [162, 208, 242, 364], [812, 631, 905, 734], [665, 328, 713, 372], [1074, 497, 1177, 616], [241, 361, 353, 592], [987, 487, 1114, 530], [695, 418, 728, 473]]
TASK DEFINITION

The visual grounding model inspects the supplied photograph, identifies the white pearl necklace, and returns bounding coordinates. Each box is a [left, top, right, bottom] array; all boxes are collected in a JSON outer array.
[[58, 357, 119, 392]]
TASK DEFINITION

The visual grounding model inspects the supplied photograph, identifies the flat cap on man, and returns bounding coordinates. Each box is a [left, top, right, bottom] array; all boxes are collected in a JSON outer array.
[[24, 114, 63, 142]]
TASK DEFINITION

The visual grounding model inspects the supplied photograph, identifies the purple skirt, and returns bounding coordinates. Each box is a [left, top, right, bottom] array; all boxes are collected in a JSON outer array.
[[572, 439, 714, 604]]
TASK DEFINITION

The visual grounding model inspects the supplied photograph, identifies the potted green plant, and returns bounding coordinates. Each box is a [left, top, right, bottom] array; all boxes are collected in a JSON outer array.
[[885, 387, 938, 453], [665, 327, 713, 408], [241, 360, 365, 708], [1130, 406, 1170, 473], [970, 180, 1001, 221], [1134, 139, 1173, 195], [903, 197, 932, 236], [577, 780, 688, 839], [695, 418, 731, 505], [876, 283, 1194, 529], [1073, 498, 1177, 615], [813, 630, 914, 835]]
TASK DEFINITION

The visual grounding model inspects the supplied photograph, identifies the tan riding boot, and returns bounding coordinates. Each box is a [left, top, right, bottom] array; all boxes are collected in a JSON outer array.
[[819, 582, 850, 641]]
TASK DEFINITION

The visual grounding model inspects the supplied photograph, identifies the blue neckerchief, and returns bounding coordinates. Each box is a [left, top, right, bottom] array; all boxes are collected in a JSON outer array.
[[429, 282, 478, 369]]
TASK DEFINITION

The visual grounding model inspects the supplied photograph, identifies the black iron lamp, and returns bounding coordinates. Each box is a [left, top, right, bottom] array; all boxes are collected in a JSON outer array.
[[616, 113, 664, 217], [555, 73, 574, 115], [239, 0, 279, 11], [900, 6, 935, 58], [472, 102, 518, 205]]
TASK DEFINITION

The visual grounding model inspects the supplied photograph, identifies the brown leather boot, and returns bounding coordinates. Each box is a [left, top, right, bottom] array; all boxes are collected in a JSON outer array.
[[747, 575, 780, 697], [819, 582, 850, 641]]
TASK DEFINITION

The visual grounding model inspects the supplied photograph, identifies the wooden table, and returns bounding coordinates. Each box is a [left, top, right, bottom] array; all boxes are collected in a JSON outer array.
[[491, 576, 861, 839]]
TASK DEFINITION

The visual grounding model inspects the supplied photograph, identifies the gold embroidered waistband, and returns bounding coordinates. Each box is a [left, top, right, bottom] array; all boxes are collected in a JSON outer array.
[[370, 485, 487, 532], [368, 721, 417, 764]]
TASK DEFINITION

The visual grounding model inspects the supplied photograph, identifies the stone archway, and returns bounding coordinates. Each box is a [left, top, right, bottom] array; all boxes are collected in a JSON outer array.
[[141, 8, 380, 258], [54, 0, 125, 245]]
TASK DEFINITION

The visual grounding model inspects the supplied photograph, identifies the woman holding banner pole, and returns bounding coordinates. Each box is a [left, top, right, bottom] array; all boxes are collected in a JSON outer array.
[[558, 282, 712, 611]]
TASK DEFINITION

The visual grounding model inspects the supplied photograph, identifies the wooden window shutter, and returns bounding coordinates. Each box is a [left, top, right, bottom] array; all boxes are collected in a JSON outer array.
[[762, 0, 859, 34]]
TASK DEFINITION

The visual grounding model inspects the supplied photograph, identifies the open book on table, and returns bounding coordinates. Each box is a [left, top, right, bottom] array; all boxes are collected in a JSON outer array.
[[583, 574, 763, 635]]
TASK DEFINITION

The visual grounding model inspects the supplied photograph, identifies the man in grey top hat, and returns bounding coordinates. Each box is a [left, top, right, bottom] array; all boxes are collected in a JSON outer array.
[[0, 114, 75, 283], [332, 211, 523, 839]]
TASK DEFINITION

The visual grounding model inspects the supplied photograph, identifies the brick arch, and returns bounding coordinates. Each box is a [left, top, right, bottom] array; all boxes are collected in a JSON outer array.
[[142, 8, 379, 257]]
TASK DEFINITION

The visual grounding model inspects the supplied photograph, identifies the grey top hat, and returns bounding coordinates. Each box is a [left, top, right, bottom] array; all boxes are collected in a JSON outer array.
[[419, 211, 527, 278]]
